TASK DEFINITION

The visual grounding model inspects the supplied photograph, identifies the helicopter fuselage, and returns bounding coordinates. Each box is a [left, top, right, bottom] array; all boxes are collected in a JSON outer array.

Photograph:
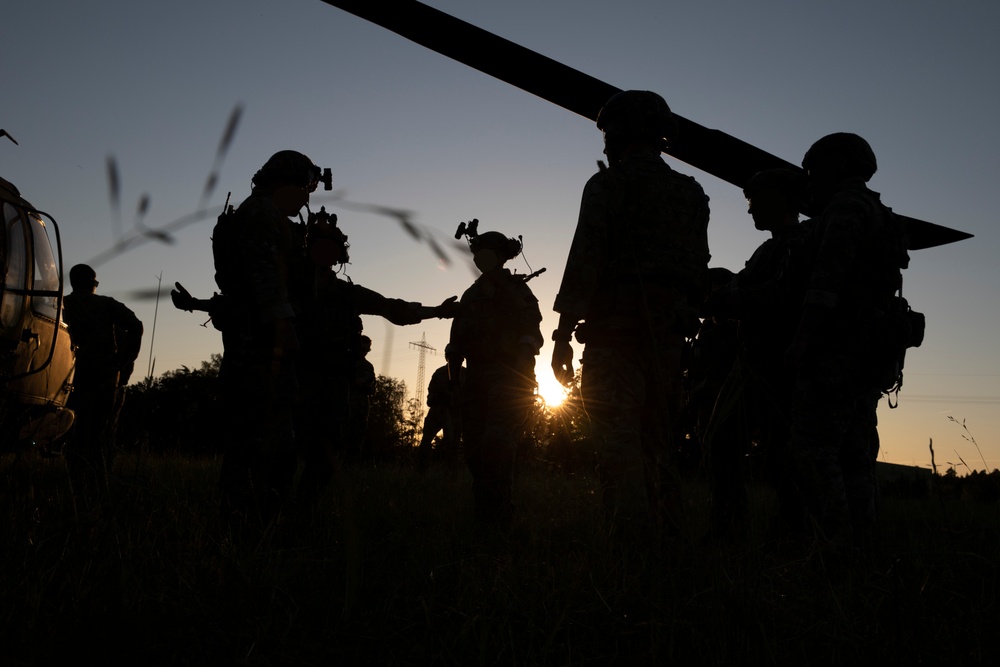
[[1, 175, 75, 449]]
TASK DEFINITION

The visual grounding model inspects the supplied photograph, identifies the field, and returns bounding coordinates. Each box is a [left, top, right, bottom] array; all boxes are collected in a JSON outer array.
[[2, 452, 998, 666]]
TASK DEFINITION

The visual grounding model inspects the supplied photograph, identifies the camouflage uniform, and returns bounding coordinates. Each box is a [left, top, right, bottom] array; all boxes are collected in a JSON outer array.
[[450, 267, 542, 526], [555, 146, 710, 537], [789, 142, 909, 548], [63, 272, 143, 509]]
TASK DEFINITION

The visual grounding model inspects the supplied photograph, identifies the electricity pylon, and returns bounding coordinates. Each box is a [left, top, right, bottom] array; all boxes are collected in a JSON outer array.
[[409, 332, 436, 428]]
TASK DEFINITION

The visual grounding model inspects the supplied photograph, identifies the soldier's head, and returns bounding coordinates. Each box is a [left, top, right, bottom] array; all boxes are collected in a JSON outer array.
[[307, 219, 350, 268], [469, 230, 522, 274], [252, 150, 323, 216], [802, 133, 877, 210], [69, 264, 98, 294], [359, 335, 372, 356], [743, 168, 807, 232], [596, 90, 677, 163]]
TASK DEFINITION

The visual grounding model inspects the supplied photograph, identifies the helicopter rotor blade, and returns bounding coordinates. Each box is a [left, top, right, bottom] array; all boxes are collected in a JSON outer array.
[[319, 0, 972, 250], [117, 286, 172, 301]]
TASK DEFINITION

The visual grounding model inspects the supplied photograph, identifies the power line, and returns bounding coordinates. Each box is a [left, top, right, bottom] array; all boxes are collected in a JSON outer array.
[[894, 395, 1000, 405]]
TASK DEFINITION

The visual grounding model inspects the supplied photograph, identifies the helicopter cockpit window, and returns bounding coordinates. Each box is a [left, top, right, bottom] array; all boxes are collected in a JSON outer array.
[[2, 202, 28, 329], [30, 214, 60, 321]]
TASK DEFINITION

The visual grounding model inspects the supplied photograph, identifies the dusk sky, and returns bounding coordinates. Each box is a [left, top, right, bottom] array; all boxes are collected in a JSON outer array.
[[5, 0, 999, 471]]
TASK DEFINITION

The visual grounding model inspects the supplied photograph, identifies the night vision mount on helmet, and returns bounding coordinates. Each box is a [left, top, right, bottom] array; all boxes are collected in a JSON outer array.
[[455, 218, 546, 281], [252, 150, 334, 193], [306, 205, 350, 267], [455, 218, 522, 262]]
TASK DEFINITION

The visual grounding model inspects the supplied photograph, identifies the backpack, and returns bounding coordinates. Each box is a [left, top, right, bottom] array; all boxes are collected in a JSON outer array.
[[877, 293, 925, 407], [211, 203, 238, 298]]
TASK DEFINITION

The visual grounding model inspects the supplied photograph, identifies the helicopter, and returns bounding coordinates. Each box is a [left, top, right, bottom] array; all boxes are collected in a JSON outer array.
[[1, 134, 75, 451]]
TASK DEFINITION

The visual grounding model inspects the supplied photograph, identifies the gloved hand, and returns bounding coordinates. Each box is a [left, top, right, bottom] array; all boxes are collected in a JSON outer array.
[[434, 296, 460, 319], [171, 282, 197, 312], [551, 340, 575, 386]]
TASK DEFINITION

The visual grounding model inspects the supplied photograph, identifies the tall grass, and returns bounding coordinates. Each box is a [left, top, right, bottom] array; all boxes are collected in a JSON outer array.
[[2, 452, 997, 665]]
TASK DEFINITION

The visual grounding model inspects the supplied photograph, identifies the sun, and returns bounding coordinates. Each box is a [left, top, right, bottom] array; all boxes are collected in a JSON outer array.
[[537, 372, 569, 408]]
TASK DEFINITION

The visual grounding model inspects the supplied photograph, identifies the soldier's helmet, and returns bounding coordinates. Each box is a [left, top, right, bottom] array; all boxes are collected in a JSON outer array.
[[802, 133, 878, 183], [743, 168, 808, 210], [307, 219, 350, 267], [596, 90, 678, 148], [252, 150, 322, 192], [470, 231, 522, 262]]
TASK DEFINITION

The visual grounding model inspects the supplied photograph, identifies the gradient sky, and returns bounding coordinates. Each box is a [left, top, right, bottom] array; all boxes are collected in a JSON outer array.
[[5, 0, 999, 471]]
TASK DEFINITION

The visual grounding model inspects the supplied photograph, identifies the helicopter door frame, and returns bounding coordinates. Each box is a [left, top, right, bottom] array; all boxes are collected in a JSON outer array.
[[1, 203, 65, 381]]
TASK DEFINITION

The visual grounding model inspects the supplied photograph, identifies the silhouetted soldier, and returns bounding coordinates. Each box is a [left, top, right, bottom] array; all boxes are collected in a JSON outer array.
[[211, 150, 317, 531], [701, 169, 812, 541], [62, 263, 143, 514], [294, 212, 457, 504], [450, 226, 542, 527], [418, 344, 464, 469], [551, 90, 710, 541], [786, 133, 914, 553], [347, 334, 376, 462], [178, 165, 457, 522]]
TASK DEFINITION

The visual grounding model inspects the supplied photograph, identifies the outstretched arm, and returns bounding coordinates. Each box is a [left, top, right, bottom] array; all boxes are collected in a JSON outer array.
[[351, 282, 460, 325]]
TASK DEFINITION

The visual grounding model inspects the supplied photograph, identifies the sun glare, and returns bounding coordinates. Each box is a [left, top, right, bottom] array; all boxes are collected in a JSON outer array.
[[537, 373, 569, 408]]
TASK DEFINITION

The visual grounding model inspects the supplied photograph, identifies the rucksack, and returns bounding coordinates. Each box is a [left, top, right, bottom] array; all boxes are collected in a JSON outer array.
[[878, 294, 926, 407], [211, 202, 238, 298]]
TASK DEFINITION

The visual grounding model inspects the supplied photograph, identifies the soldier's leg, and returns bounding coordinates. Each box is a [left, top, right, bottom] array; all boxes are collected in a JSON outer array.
[[484, 373, 532, 528], [65, 384, 116, 516], [582, 346, 649, 536], [704, 363, 751, 538], [841, 391, 880, 548], [447, 408, 463, 466], [460, 373, 489, 520], [766, 408, 808, 539], [103, 386, 127, 476], [219, 345, 256, 526], [789, 385, 859, 547], [418, 408, 444, 469], [219, 337, 297, 531], [438, 410, 457, 464], [747, 365, 807, 538], [642, 337, 687, 539], [463, 366, 526, 527], [297, 378, 349, 506]]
